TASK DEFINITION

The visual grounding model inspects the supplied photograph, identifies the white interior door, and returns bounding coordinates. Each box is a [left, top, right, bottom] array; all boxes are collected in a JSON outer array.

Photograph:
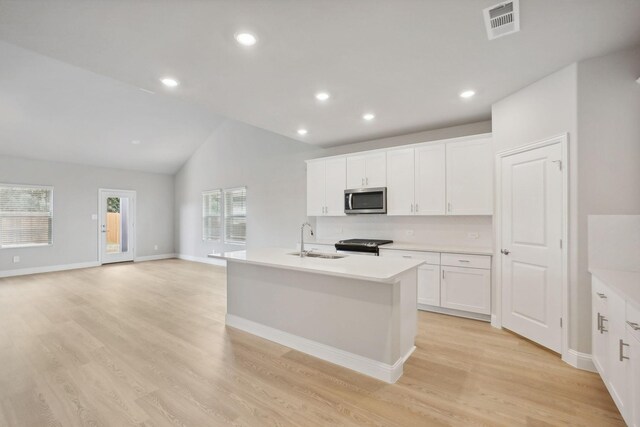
[[501, 143, 563, 352], [99, 189, 136, 264]]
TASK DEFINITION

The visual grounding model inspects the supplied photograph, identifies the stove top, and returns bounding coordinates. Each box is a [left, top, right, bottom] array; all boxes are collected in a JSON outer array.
[[337, 239, 393, 247]]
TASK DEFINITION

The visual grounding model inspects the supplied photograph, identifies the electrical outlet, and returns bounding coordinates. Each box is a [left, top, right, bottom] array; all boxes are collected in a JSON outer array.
[[91, 214, 98, 220], [467, 232, 480, 240], [405, 230, 415, 236], [154, 245, 158, 251], [12, 256, 20, 263]]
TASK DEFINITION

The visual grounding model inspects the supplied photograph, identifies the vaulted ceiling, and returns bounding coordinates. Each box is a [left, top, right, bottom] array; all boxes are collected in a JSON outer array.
[[1, 0, 639, 172]]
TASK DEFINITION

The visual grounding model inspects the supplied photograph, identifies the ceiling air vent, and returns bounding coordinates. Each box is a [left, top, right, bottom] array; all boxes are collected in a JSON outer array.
[[483, 0, 520, 40]]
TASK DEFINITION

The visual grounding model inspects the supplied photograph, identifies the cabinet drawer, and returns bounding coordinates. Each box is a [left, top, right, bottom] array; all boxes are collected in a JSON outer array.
[[379, 249, 440, 265], [441, 253, 491, 269], [627, 301, 640, 342]]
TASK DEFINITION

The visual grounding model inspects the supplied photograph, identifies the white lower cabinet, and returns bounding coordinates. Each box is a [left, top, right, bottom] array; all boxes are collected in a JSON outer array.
[[591, 275, 640, 426], [380, 248, 491, 318], [418, 264, 441, 306], [441, 266, 491, 315]]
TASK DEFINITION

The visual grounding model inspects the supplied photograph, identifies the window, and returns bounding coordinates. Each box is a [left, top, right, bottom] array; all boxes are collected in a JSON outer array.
[[0, 184, 53, 248], [202, 190, 222, 241], [224, 187, 246, 244]]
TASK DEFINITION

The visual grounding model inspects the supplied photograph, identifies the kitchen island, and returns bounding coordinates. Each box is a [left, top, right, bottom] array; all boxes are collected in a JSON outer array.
[[208, 248, 424, 383]]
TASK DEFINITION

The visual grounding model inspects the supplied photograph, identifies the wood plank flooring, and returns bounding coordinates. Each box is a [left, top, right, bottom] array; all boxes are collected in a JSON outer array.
[[0, 259, 624, 426]]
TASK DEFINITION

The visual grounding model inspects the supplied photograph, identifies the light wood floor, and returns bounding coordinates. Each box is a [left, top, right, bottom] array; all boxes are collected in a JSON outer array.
[[0, 259, 624, 427]]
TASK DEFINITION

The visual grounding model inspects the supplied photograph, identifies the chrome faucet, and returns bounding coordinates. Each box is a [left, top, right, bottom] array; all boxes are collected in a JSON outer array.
[[300, 222, 314, 257]]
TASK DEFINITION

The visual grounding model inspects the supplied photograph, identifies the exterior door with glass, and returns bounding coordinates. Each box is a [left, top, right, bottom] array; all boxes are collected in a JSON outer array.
[[99, 189, 135, 264]]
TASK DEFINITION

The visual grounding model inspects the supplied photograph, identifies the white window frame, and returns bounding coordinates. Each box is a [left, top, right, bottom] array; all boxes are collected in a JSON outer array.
[[202, 189, 223, 241], [223, 186, 247, 245], [0, 183, 54, 249]]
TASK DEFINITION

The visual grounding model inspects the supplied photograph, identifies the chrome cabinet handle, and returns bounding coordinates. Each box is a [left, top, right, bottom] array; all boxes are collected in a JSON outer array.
[[596, 292, 607, 299], [620, 339, 630, 361], [600, 315, 608, 333], [411, 204, 414, 213], [402, 255, 412, 259], [361, 178, 364, 186], [366, 177, 369, 185], [597, 313, 602, 332], [458, 259, 470, 263], [627, 321, 640, 331], [415, 203, 419, 213], [447, 202, 451, 213]]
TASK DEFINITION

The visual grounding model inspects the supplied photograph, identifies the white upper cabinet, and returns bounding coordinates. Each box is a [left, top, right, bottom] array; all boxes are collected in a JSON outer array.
[[386, 148, 415, 215], [415, 144, 446, 215], [306, 160, 325, 216], [306, 157, 346, 216], [346, 152, 386, 189], [446, 137, 493, 215], [308, 134, 493, 217], [324, 157, 347, 216]]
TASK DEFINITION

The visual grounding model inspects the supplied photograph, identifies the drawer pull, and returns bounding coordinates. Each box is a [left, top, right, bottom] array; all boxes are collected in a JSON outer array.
[[597, 313, 602, 332], [402, 255, 412, 259], [596, 292, 607, 299], [620, 339, 630, 362], [627, 321, 640, 331], [600, 315, 608, 334], [458, 259, 470, 263]]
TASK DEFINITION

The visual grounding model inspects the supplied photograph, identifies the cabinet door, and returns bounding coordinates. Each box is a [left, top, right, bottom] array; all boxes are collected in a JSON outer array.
[[592, 277, 610, 377], [441, 266, 491, 315], [306, 160, 325, 216], [324, 157, 346, 216], [364, 152, 387, 188], [346, 155, 366, 189], [415, 144, 446, 215], [386, 148, 415, 215], [608, 288, 630, 420], [418, 264, 441, 307], [627, 332, 640, 427], [446, 138, 493, 215]]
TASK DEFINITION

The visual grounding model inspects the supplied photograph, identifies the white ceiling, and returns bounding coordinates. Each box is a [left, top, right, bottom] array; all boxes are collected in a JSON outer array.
[[0, 1, 639, 166]]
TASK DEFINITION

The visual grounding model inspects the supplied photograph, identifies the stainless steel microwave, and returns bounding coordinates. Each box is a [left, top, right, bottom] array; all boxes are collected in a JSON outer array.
[[344, 187, 387, 214]]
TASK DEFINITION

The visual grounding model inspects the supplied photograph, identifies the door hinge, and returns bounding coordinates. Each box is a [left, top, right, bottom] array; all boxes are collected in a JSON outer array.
[[552, 160, 562, 171]]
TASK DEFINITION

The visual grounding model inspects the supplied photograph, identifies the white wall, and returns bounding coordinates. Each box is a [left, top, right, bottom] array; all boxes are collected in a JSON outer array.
[[491, 45, 640, 355], [0, 155, 174, 273], [174, 119, 317, 260]]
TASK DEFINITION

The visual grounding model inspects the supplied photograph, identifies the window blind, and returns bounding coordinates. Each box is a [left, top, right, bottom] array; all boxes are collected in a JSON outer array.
[[202, 190, 222, 240], [0, 184, 53, 248], [224, 187, 246, 244]]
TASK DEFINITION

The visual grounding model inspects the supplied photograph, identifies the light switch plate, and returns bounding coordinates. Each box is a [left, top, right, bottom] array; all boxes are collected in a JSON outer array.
[[467, 232, 480, 239], [154, 245, 158, 251], [405, 230, 415, 236], [12, 256, 20, 263], [91, 214, 98, 220]]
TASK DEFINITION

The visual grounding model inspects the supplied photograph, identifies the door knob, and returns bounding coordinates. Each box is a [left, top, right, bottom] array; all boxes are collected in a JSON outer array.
[[501, 249, 510, 255]]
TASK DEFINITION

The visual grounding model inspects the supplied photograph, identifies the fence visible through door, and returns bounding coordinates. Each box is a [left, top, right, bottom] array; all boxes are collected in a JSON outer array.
[[99, 189, 135, 264]]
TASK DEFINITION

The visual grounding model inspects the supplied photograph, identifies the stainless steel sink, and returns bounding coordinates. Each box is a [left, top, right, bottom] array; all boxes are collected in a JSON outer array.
[[288, 251, 346, 259]]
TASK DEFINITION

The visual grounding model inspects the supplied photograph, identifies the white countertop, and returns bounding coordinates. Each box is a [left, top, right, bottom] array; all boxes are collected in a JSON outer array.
[[590, 268, 640, 307], [303, 239, 493, 256], [208, 247, 424, 283]]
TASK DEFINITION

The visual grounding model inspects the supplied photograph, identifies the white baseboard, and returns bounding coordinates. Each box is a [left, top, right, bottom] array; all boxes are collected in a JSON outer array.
[[0, 261, 101, 278], [491, 314, 501, 329], [563, 349, 596, 372], [418, 304, 491, 322], [135, 253, 176, 262], [177, 253, 226, 267], [226, 313, 412, 384]]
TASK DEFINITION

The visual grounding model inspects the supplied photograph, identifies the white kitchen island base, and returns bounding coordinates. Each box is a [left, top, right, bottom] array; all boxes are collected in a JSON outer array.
[[210, 248, 423, 383]]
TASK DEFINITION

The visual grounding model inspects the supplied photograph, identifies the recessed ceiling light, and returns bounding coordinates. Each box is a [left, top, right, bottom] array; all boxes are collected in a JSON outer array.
[[131, 140, 141, 145], [235, 32, 257, 46], [363, 113, 375, 121], [315, 92, 330, 101], [161, 77, 179, 88], [297, 129, 308, 136], [459, 90, 476, 98]]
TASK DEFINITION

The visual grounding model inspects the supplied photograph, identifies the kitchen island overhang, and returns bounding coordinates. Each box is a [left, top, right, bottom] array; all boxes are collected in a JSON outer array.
[[209, 248, 424, 383]]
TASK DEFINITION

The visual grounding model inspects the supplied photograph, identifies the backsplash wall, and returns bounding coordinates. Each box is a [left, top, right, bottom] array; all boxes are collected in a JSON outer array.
[[314, 215, 493, 249]]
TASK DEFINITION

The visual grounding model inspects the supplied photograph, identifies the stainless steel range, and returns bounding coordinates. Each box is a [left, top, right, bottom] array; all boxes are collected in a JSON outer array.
[[334, 239, 393, 256]]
